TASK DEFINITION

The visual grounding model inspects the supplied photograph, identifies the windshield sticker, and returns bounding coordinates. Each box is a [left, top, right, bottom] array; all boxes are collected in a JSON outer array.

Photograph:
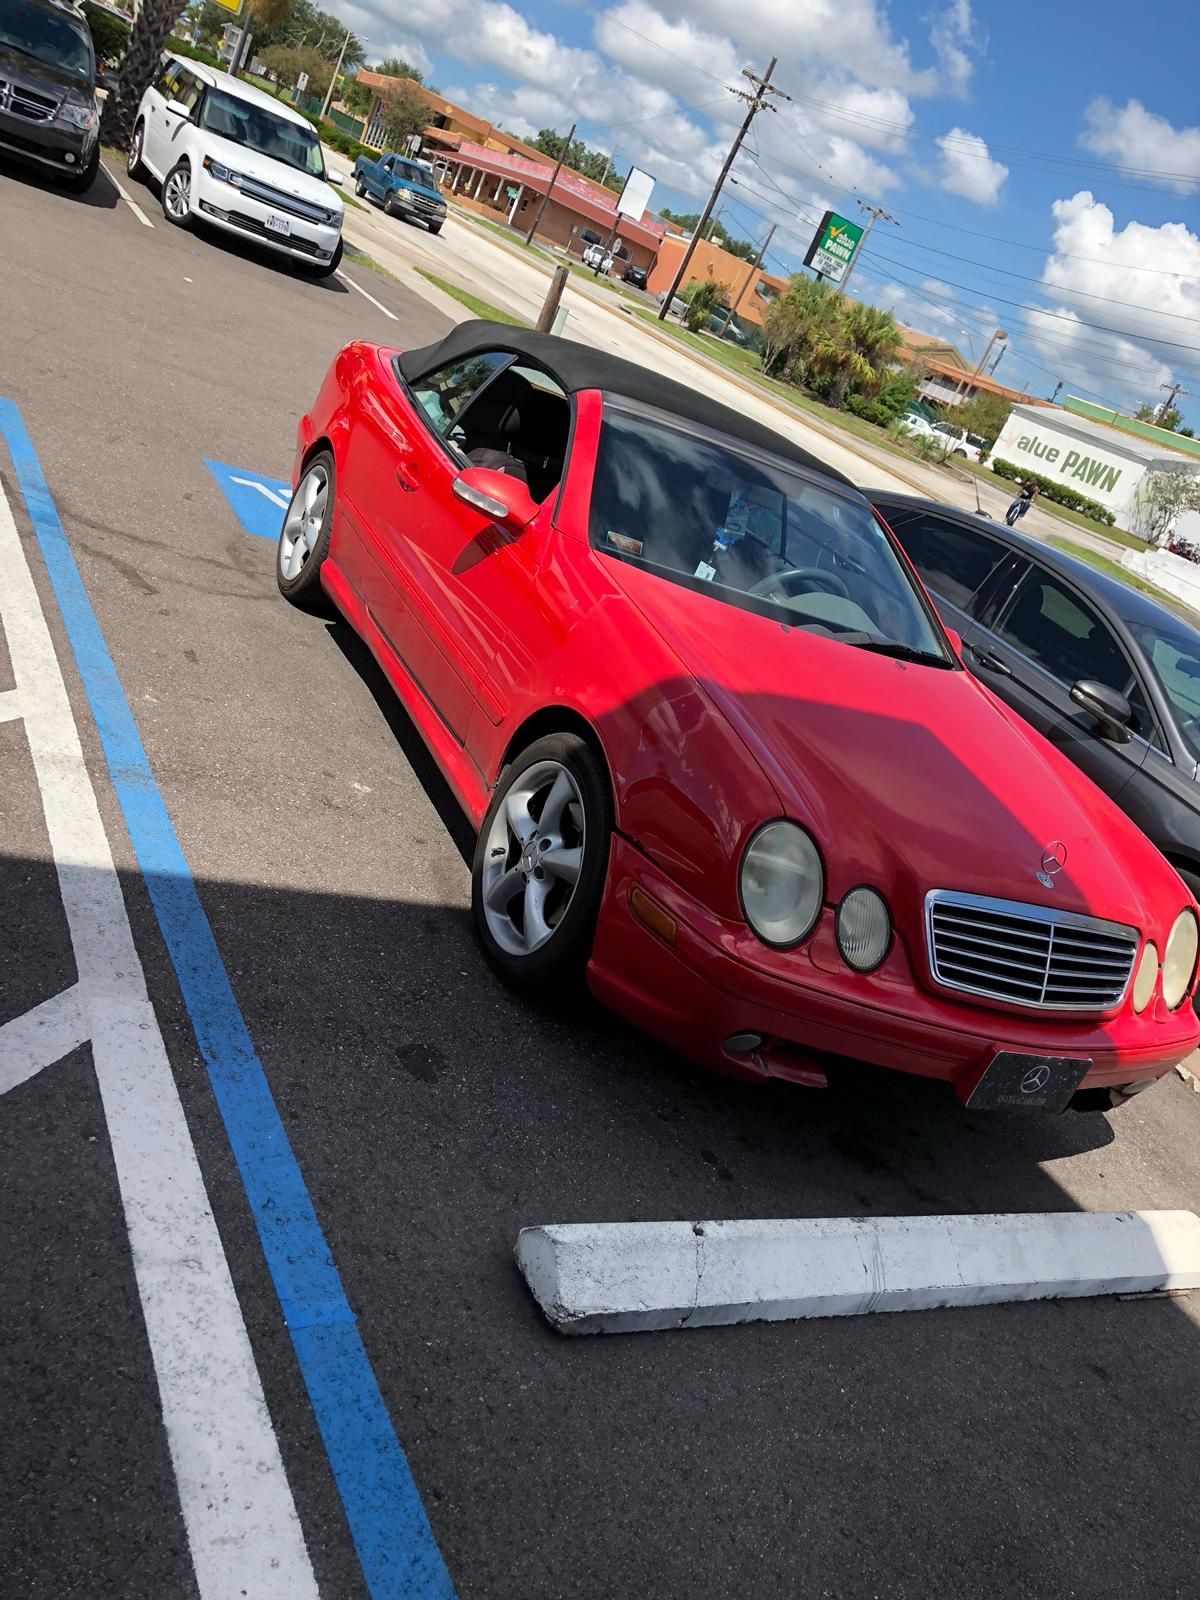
[[607, 530, 643, 555], [694, 560, 717, 582]]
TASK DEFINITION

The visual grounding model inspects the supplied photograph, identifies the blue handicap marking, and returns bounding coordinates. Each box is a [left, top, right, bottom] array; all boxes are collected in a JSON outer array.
[[206, 458, 292, 540]]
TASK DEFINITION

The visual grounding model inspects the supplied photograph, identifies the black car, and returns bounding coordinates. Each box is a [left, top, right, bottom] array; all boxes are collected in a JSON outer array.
[[622, 262, 648, 289], [0, 0, 108, 191], [871, 492, 1200, 903]]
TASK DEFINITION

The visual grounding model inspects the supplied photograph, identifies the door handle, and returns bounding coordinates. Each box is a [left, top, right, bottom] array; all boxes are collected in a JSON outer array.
[[396, 462, 418, 492], [967, 644, 1012, 677]]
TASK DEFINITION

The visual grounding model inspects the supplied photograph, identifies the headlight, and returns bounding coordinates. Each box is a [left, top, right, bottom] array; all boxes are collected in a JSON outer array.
[[836, 887, 891, 972], [740, 822, 823, 947], [57, 102, 97, 131], [1162, 910, 1198, 1009], [1132, 943, 1158, 1013], [203, 156, 242, 186]]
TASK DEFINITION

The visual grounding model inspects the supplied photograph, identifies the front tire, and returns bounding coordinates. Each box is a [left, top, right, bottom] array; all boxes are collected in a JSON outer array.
[[472, 734, 612, 988], [161, 160, 193, 226], [276, 450, 335, 610], [127, 121, 146, 181], [355, 176, 367, 197], [429, 222, 443, 235], [383, 188, 397, 216]]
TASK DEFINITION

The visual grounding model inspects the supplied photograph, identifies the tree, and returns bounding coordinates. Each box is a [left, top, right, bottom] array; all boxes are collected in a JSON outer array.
[[760, 276, 841, 381], [681, 278, 730, 333], [100, 0, 189, 149], [379, 79, 428, 151], [375, 56, 424, 83], [1139, 471, 1200, 545], [660, 208, 754, 259], [1135, 399, 1186, 432], [817, 301, 903, 410], [533, 129, 622, 190], [258, 42, 331, 96], [953, 390, 1011, 446]]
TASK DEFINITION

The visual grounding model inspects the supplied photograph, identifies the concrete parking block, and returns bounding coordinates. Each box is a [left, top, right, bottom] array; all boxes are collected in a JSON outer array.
[[516, 1211, 1200, 1335]]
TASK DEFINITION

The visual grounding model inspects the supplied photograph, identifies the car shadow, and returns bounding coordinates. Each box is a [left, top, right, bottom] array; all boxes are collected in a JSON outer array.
[[0, 154, 118, 210]]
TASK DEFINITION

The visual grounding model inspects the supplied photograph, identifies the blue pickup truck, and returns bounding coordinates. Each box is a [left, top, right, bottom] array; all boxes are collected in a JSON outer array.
[[351, 151, 447, 233]]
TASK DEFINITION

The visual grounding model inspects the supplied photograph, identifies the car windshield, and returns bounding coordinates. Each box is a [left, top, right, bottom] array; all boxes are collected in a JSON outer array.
[[1130, 621, 1200, 761], [589, 405, 948, 661], [0, 4, 93, 79], [198, 87, 324, 176], [394, 159, 433, 186]]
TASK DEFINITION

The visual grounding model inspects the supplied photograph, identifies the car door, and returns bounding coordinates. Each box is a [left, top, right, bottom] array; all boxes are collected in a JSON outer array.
[[143, 58, 183, 173], [964, 560, 1151, 803], [371, 155, 395, 200], [875, 503, 1015, 640], [343, 348, 513, 741]]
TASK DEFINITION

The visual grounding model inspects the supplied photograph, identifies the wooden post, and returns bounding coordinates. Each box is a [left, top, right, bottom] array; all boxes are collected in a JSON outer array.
[[536, 267, 569, 334]]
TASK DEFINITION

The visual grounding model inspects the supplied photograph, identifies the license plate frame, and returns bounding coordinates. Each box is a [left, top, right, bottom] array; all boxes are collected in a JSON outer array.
[[265, 213, 291, 237], [966, 1051, 1091, 1113]]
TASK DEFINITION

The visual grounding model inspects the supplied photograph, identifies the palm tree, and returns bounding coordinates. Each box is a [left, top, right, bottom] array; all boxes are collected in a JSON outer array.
[[825, 302, 903, 410], [760, 276, 841, 380]]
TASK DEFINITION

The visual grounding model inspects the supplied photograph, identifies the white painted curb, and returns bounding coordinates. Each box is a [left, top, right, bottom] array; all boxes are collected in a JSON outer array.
[[515, 1212, 1200, 1335]]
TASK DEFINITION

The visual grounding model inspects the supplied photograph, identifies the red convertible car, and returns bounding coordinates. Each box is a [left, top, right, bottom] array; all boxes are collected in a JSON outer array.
[[277, 323, 1200, 1113]]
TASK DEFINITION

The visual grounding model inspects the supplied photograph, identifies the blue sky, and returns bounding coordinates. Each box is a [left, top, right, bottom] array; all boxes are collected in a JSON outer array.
[[332, 0, 1200, 423]]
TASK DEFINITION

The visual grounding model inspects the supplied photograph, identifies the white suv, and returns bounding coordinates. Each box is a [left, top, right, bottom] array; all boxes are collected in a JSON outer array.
[[127, 55, 344, 275]]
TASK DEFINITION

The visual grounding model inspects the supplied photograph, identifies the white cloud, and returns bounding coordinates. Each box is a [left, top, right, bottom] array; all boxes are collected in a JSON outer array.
[[1080, 99, 1200, 195], [936, 127, 1008, 205], [926, 0, 979, 97]]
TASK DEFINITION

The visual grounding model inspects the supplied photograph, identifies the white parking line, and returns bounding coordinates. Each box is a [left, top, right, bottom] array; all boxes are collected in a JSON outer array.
[[336, 266, 398, 320], [0, 482, 318, 1599], [101, 161, 154, 228]]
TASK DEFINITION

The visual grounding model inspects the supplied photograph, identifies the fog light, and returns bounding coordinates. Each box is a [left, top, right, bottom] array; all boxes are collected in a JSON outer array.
[[64, 152, 76, 164], [1132, 942, 1158, 1013], [836, 886, 891, 972]]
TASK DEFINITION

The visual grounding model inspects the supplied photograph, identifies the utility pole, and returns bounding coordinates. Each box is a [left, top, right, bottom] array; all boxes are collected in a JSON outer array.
[[716, 223, 777, 337], [957, 327, 1005, 401], [988, 344, 1007, 377], [1158, 381, 1189, 422], [525, 122, 575, 247], [838, 200, 898, 292], [1048, 381, 1063, 405], [319, 26, 353, 122], [599, 147, 617, 188], [657, 60, 790, 321]]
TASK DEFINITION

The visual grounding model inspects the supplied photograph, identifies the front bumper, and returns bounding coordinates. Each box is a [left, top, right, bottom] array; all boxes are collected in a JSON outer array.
[[0, 111, 92, 175], [194, 165, 341, 264], [588, 836, 1200, 1105], [390, 192, 445, 225]]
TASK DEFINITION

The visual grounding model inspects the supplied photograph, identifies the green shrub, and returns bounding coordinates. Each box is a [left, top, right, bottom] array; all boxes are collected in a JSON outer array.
[[991, 459, 1117, 526], [166, 37, 224, 69], [82, 1, 130, 63]]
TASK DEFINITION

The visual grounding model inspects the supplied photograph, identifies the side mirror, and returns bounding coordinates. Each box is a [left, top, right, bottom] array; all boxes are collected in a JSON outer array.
[[452, 467, 539, 533], [327, 172, 345, 188], [943, 626, 963, 656], [164, 97, 193, 119], [1071, 678, 1133, 744]]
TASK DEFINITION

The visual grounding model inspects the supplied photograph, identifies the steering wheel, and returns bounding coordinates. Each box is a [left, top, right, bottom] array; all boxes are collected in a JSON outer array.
[[749, 566, 851, 602]]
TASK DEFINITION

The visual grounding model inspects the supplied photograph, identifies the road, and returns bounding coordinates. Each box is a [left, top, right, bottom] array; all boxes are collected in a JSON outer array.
[[2, 153, 1200, 1600]]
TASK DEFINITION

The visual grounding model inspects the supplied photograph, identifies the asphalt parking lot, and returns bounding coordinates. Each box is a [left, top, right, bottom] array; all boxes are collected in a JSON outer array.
[[3, 154, 1200, 1600]]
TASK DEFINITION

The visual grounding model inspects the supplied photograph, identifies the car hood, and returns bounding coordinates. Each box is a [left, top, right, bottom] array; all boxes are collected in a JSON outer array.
[[0, 43, 92, 100], [205, 133, 342, 212], [607, 560, 1183, 936], [395, 177, 443, 201]]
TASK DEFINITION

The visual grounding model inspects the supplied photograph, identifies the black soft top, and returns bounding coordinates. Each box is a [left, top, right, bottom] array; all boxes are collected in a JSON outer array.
[[397, 320, 853, 488]]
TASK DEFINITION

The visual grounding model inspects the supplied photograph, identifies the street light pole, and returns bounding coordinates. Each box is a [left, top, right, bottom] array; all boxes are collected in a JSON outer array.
[[319, 27, 353, 122], [656, 59, 789, 321]]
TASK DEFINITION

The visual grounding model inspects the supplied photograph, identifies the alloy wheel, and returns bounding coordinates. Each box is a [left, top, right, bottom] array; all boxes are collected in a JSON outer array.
[[164, 167, 191, 220], [279, 464, 328, 582], [480, 760, 586, 956]]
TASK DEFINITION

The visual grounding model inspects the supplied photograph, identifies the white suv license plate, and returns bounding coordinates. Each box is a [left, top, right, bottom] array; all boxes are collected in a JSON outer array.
[[265, 213, 291, 237]]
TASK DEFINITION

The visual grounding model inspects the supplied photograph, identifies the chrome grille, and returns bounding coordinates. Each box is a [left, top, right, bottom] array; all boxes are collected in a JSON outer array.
[[926, 890, 1138, 1012], [0, 79, 59, 121], [234, 174, 335, 226]]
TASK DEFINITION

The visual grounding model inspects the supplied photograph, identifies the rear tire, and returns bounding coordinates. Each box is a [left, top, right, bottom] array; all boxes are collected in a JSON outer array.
[[472, 733, 612, 989], [276, 450, 335, 612]]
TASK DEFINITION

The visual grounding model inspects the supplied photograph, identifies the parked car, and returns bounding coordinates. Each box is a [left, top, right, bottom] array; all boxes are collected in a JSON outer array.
[[872, 491, 1200, 912], [352, 149, 446, 233], [933, 421, 988, 462], [275, 324, 1200, 1114], [895, 412, 938, 442], [622, 263, 648, 289], [126, 54, 344, 274], [582, 241, 615, 272], [0, 0, 110, 192]]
